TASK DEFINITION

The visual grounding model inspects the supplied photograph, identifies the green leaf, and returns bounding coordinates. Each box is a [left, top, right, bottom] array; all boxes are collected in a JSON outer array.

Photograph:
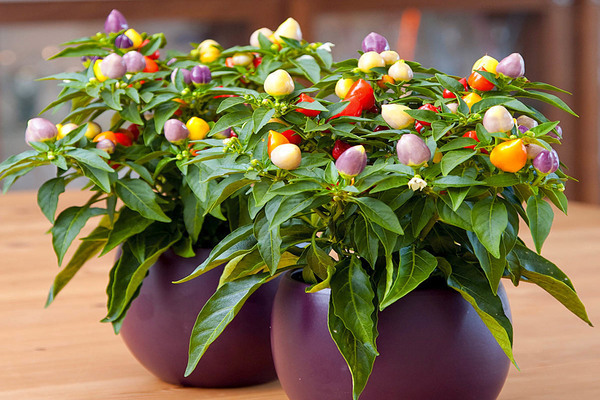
[[185, 273, 269, 376], [67, 148, 114, 172], [176, 225, 256, 282], [101, 207, 154, 256], [467, 231, 506, 294], [269, 193, 327, 228], [411, 197, 436, 237], [437, 199, 472, 231], [541, 187, 568, 214], [252, 107, 276, 133], [51, 206, 105, 265], [37, 177, 66, 223], [104, 226, 181, 322], [48, 45, 109, 59], [440, 149, 476, 176], [444, 257, 516, 365], [181, 184, 204, 243], [101, 88, 123, 111], [353, 197, 403, 234], [78, 163, 111, 193], [269, 181, 323, 195], [330, 257, 377, 349], [153, 101, 180, 134], [526, 195, 554, 253], [380, 247, 437, 309], [115, 178, 171, 222], [292, 57, 321, 83], [433, 175, 481, 188], [119, 101, 144, 125], [328, 300, 377, 400], [0, 150, 37, 176], [305, 239, 336, 291], [512, 244, 592, 325], [217, 96, 246, 113], [209, 111, 252, 136], [353, 215, 379, 269], [46, 221, 110, 306], [254, 211, 282, 274], [471, 197, 508, 258], [435, 74, 465, 92]]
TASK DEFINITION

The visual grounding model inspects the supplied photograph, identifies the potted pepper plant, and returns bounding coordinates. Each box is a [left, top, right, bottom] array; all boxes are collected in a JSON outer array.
[[178, 31, 592, 399], [0, 9, 332, 388]]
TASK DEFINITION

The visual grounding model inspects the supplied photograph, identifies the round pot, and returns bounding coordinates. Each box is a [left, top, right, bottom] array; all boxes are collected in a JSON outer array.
[[120, 249, 278, 387], [271, 270, 511, 400]]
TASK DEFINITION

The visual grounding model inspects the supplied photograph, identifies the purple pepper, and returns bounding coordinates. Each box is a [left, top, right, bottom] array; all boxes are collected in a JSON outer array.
[[214, 127, 232, 139], [396, 134, 431, 166], [167, 58, 178, 66], [115, 34, 134, 49], [104, 9, 128, 34], [335, 145, 368, 178], [164, 119, 189, 143], [548, 125, 562, 139], [191, 65, 212, 84], [171, 68, 192, 85], [123, 51, 146, 72], [96, 138, 116, 154], [496, 53, 525, 78], [361, 32, 390, 53], [25, 117, 58, 144], [100, 53, 126, 79], [518, 125, 529, 134], [533, 149, 559, 174]]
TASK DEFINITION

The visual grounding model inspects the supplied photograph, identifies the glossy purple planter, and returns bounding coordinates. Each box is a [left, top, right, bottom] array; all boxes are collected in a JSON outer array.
[[120, 249, 278, 387], [271, 270, 511, 400]]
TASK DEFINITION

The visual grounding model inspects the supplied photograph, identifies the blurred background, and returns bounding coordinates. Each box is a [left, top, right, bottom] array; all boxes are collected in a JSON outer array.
[[0, 0, 598, 202]]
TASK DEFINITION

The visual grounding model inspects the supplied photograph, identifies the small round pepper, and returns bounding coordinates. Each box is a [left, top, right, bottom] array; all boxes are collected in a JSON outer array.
[[490, 139, 527, 172]]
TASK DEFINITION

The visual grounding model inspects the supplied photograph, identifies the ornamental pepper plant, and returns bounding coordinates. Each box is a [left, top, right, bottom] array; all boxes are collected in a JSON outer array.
[[179, 32, 592, 399], [0, 11, 331, 331]]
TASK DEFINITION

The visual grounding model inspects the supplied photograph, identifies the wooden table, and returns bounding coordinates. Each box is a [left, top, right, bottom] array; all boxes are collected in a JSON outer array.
[[0, 190, 598, 399]]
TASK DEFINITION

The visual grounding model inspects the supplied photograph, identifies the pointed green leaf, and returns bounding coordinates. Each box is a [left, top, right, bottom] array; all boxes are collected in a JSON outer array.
[[186, 273, 269, 376], [354, 197, 403, 234], [526, 195, 554, 253], [115, 178, 171, 222], [440, 149, 476, 176], [51, 206, 105, 265], [512, 244, 592, 325], [46, 220, 110, 306], [330, 257, 377, 348], [471, 197, 507, 258], [380, 247, 437, 309], [37, 177, 66, 223], [328, 300, 377, 400], [101, 207, 154, 256], [254, 211, 282, 274], [445, 258, 516, 365]]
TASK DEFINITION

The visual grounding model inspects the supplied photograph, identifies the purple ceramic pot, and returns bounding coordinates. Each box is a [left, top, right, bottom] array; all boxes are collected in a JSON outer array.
[[271, 270, 511, 400], [120, 249, 278, 387]]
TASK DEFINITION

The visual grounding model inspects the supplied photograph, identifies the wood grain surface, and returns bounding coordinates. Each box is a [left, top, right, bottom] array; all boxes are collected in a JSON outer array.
[[0, 190, 598, 399]]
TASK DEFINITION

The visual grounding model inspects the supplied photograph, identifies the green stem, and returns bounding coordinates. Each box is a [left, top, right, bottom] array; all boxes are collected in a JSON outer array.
[[419, 213, 439, 242]]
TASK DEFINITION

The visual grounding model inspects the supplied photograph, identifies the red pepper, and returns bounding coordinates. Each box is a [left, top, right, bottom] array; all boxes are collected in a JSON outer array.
[[462, 130, 488, 153], [295, 93, 321, 117], [213, 85, 237, 99], [252, 56, 263, 68], [332, 140, 352, 160], [415, 103, 439, 128], [345, 79, 375, 111], [281, 129, 302, 145], [140, 39, 160, 60], [225, 57, 235, 68], [143, 56, 159, 73], [442, 77, 468, 98], [329, 96, 363, 120], [468, 67, 494, 92]]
